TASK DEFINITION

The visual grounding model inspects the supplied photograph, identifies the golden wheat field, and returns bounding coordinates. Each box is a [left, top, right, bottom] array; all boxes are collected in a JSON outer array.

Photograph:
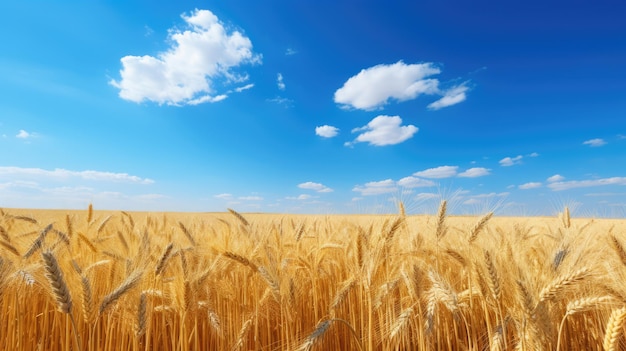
[[0, 203, 625, 350]]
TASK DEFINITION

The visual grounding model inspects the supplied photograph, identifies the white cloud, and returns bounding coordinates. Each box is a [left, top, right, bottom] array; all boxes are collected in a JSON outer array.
[[583, 138, 607, 147], [267, 96, 293, 106], [315, 125, 339, 138], [397, 176, 436, 188], [298, 181, 333, 193], [277, 73, 285, 90], [519, 182, 542, 190], [427, 83, 469, 110], [547, 174, 565, 183], [458, 167, 491, 178], [110, 9, 260, 106], [413, 166, 458, 179], [214, 193, 233, 200], [234, 83, 254, 92], [353, 179, 397, 196], [528, 152, 539, 157], [548, 177, 626, 191], [286, 194, 314, 200], [238, 196, 263, 201], [285, 48, 298, 56], [499, 155, 523, 167], [0, 167, 154, 184], [334, 61, 441, 110], [348, 115, 418, 146], [16, 130, 32, 139]]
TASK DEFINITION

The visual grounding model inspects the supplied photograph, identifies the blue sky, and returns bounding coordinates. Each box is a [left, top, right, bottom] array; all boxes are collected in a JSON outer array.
[[1, 1, 625, 216]]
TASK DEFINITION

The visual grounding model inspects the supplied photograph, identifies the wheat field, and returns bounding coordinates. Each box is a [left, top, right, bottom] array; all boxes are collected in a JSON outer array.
[[0, 203, 625, 350]]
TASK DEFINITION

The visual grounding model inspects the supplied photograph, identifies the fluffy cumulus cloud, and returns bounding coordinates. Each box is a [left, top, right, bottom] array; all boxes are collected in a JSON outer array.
[[519, 182, 542, 190], [0, 166, 154, 184], [334, 61, 441, 110], [458, 167, 491, 178], [499, 155, 523, 167], [427, 83, 469, 110], [298, 181, 333, 193], [334, 61, 470, 111], [413, 166, 458, 179], [353, 179, 397, 196], [315, 125, 339, 138], [110, 9, 260, 106], [583, 138, 607, 147], [547, 177, 626, 191], [347, 115, 417, 146]]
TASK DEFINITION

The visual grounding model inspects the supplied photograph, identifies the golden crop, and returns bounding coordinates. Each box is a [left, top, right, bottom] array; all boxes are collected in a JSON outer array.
[[0, 203, 625, 350]]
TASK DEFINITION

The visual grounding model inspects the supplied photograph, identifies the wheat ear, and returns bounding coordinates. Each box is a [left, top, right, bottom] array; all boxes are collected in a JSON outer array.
[[42, 250, 72, 314], [155, 243, 174, 276], [136, 293, 147, 337], [100, 270, 142, 314], [435, 200, 448, 240], [604, 307, 626, 351], [227, 208, 249, 227], [468, 212, 493, 243], [297, 319, 333, 351], [539, 267, 591, 303]]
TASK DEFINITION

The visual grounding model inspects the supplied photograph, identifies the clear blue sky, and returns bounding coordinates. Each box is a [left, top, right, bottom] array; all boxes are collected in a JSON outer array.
[[1, 1, 625, 216]]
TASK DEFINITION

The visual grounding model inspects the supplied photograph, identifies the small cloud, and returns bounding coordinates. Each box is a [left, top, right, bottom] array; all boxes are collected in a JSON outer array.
[[286, 194, 314, 200], [277, 73, 285, 90], [285, 48, 298, 56], [298, 181, 333, 193], [315, 125, 339, 138], [528, 152, 539, 157], [334, 61, 441, 110], [427, 83, 469, 110], [413, 166, 458, 179], [618, 134, 626, 139], [144, 25, 154, 37], [353, 179, 397, 196], [238, 196, 263, 201], [548, 177, 626, 191], [397, 176, 436, 188], [583, 138, 607, 147], [519, 182, 542, 190], [458, 167, 491, 178], [348, 115, 418, 146], [16, 130, 32, 139], [499, 155, 523, 167], [547, 174, 565, 183], [214, 193, 233, 200], [267, 96, 293, 107], [187, 94, 228, 105], [234, 83, 254, 92]]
